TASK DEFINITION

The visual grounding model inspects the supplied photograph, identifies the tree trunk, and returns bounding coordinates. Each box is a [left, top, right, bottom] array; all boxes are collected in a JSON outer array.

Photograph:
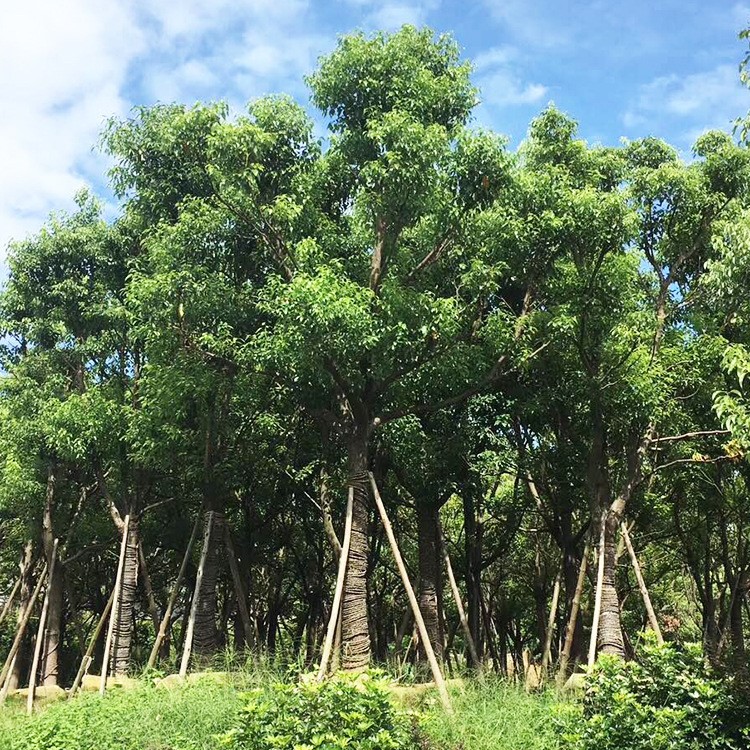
[[192, 510, 225, 657], [111, 518, 140, 676], [416, 501, 444, 661], [41, 466, 64, 687], [340, 425, 371, 670], [597, 511, 625, 657]]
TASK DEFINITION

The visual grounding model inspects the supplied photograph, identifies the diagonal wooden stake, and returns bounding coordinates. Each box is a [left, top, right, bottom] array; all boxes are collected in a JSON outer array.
[[147, 513, 201, 669], [180, 510, 214, 678], [541, 563, 562, 674], [588, 517, 607, 668], [369, 473, 452, 714], [621, 523, 663, 645], [69, 589, 115, 698], [0, 561, 48, 704], [438, 517, 481, 671], [557, 536, 591, 687], [27, 539, 59, 714], [0, 576, 22, 628], [317, 487, 354, 680]]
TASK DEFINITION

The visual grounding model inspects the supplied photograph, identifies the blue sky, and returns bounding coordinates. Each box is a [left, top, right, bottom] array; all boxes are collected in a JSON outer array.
[[1, 0, 748, 257]]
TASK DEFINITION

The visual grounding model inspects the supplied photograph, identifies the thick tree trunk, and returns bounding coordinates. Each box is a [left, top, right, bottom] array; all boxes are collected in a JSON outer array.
[[111, 519, 140, 676], [597, 512, 625, 657], [340, 426, 371, 670], [416, 502, 444, 660], [192, 510, 225, 657], [41, 467, 64, 687]]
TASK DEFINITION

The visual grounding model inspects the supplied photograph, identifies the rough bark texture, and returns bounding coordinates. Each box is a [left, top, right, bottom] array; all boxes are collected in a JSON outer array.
[[340, 427, 371, 670], [192, 510, 225, 657], [597, 512, 625, 656], [111, 519, 140, 676], [416, 502, 443, 660]]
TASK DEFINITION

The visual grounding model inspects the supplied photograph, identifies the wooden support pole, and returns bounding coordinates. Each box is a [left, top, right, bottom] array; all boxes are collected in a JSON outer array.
[[621, 523, 663, 645], [317, 487, 354, 680], [100, 514, 130, 695], [369, 473, 453, 714], [147, 514, 201, 669], [0, 561, 48, 704], [224, 524, 255, 650], [541, 564, 562, 673], [438, 518, 481, 671], [27, 539, 58, 714], [0, 576, 22, 627], [557, 537, 591, 687], [587, 517, 606, 669], [69, 589, 114, 698], [179, 510, 214, 678]]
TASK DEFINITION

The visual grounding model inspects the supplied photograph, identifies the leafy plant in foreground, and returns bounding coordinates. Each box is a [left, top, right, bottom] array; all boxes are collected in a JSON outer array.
[[220, 672, 418, 750], [563, 640, 750, 750]]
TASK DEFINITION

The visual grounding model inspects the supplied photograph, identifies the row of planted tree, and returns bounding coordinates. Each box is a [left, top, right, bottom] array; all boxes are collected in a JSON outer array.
[[1, 26, 750, 701]]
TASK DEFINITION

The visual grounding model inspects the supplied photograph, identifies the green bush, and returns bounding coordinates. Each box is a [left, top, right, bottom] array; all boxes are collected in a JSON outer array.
[[220, 673, 418, 750], [563, 641, 750, 750]]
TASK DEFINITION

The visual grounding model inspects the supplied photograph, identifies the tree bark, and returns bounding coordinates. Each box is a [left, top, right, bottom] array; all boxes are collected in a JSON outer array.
[[416, 501, 444, 661], [111, 518, 140, 676], [340, 425, 371, 670], [192, 510, 225, 657], [597, 511, 625, 657]]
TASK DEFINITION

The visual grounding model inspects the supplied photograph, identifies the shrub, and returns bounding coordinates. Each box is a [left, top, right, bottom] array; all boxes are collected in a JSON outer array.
[[220, 672, 418, 750], [563, 641, 750, 750]]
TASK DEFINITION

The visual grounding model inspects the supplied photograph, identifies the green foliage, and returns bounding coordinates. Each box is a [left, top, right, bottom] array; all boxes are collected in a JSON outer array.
[[220, 673, 418, 750], [563, 642, 750, 750]]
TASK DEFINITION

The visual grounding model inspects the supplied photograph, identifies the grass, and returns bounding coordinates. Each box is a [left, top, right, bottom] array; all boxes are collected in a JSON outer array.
[[0, 666, 569, 749], [421, 678, 566, 750]]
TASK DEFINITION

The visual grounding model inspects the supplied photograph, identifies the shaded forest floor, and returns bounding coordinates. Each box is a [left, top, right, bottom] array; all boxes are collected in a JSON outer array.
[[0, 667, 566, 750]]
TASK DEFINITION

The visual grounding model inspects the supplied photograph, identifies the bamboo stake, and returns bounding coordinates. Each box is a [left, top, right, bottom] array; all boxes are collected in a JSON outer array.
[[179, 510, 214, 677], [27, 539, 59, 714], [69, 589, 115, 698], [620, 523, 663, 645], [557, 537, 591, 687], [587, 517, 607, 668], [541, 564, 562, 673], [147, 514, 201, 669], [100, 514, 130, 695], [438, 518, 481, 670], [224, 524, 255, 649], [369, 473, 453, 713], [0, 576, 22, 627], [317, 487, 354, 680], [0, 561, 48, 703]]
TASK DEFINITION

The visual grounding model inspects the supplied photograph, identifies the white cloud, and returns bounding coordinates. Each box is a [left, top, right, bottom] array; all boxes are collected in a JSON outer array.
[[472, 45, 547, 109], [623, 64, 748, 144], [342, 0, 439, 31], [481, 0, 571, 49], [0, 0, 144, 255], [473, 46, 518, 72], [480, 70, 548, 107], [0, 0, 333, 260]]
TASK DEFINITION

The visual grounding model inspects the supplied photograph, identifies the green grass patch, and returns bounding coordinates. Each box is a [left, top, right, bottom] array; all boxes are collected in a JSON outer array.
[[420, 678, 565, 750]]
